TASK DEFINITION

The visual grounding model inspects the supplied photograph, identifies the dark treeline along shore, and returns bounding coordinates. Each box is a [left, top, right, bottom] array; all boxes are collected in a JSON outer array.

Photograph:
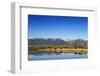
[[28, 38, 88, 55]]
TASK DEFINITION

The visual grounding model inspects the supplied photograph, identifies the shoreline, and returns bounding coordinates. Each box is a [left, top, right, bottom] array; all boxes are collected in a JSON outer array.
[[28, 48, 88, 54]]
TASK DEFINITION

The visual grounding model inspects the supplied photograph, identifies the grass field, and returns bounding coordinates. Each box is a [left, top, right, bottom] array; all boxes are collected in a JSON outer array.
[[28, 45, 88, 54]]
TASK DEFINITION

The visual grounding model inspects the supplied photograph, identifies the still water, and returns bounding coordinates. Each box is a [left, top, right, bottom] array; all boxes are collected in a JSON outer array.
[[28, 52, 88, 61]]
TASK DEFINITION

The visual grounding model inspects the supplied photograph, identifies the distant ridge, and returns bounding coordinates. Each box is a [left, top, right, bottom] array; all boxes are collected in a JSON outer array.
[[28, 38, 87, 46]]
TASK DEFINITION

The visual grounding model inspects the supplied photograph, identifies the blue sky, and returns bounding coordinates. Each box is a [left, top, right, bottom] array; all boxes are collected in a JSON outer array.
[[28, 15, 88, 40]]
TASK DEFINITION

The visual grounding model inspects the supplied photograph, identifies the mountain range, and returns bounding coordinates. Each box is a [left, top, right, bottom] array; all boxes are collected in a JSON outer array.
[[28, 38, 87, 46]]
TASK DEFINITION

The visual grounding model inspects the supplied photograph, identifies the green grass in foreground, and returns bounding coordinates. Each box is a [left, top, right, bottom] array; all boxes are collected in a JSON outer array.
[[29, 45, 87, 50], [28, 45, 88, 53]]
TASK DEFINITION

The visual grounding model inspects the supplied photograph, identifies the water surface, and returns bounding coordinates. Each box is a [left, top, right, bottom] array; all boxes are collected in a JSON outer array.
[[28, 52, 88, 61]]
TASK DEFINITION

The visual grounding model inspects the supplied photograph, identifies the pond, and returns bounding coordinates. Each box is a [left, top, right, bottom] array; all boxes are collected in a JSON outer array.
[[28, 50, 88, 61]]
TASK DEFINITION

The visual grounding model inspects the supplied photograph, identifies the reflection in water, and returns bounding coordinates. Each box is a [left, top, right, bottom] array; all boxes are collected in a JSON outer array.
[[28, 50, 88, 61]]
